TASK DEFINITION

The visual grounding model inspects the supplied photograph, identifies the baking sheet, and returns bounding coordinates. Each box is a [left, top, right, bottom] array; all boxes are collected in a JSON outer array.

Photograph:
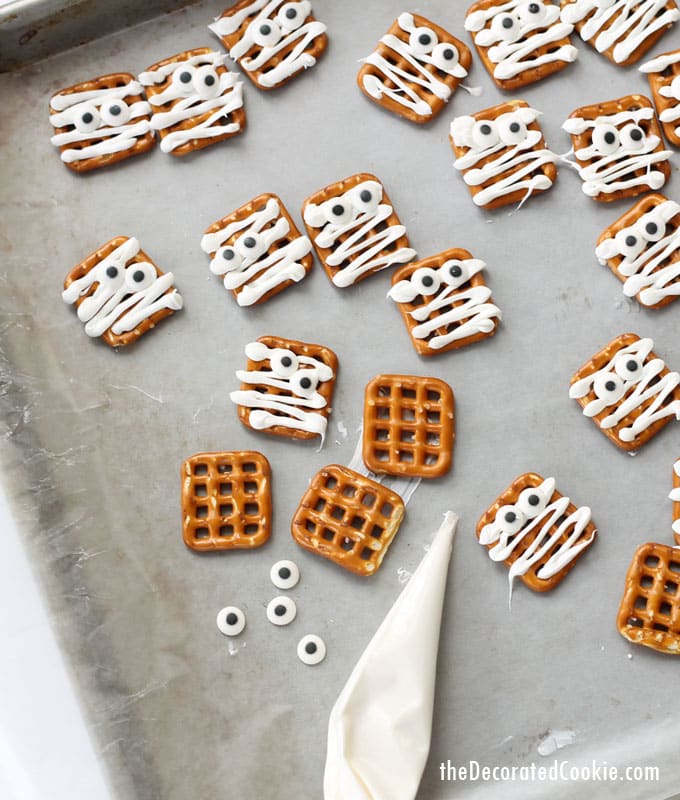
[[1, 1, 680, 798]]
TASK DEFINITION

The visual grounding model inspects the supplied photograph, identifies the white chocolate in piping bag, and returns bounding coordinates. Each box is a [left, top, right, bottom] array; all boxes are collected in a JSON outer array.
[[323, 511, 458, 800]]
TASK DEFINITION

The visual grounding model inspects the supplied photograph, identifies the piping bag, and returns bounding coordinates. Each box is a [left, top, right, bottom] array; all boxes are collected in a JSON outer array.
[[323, 511, 458, 800]]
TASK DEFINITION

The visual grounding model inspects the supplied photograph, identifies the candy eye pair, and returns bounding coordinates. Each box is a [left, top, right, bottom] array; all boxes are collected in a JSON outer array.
[[592, 354, 645, 405], [96, 261, 157, 292], [409, 260, 470, 295], [269, 349, 320, 397], [321, 186, 380, 225], [491, 1, 548, 42], [408, 25, 461, 70], [471, 113, 528, 149], [247, 1, 308, 46], [73, 98, 131, 132], [591, 123, 646, 155], [494, 485, 550, 534], [613, 210, 667, 258], [171, 64, 222, 99], [216, 231, 269, 270]]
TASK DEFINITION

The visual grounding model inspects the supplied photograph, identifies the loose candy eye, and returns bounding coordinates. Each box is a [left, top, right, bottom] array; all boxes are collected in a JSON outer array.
[[441, 259, 469, 285], [517, 486, 548, 518], [491, 12, 521, 42], [494, 505, 526, 535], [614, 228, 646, 259], [290, 369, 320, 397], [215, 245, 243, 272], [216, 606, 246, 636], [297, 634, 326, 665], [172, 64, 197, 96], [250, 18, 282, 47], [431, 42, 460, 71], [267, 596, 296, 626], [324, 198, 354, 226], [409, 26, 438, 54], [593, 372, 625, 404], [351, 185, 380, 215], [194, 65, 221, 99], [638, 210, 665, 242], [278, 2, 307, 30], [74, 103, 100, 133], [591, 124, 620, 155], [100, 98, 130, 126], [411, 267, 441, 296], [270, 349, 299, 377], [270, 560, 300, 590], [235, 232, 268, 260], [619, 123, 645, 151], [614, 353, 644, 382], [497, 113, 527, 146], [96, 261, 125, 290], [471, 119, 499, 149], [124, 262, 156, 292], [518, 1, 548, 24]]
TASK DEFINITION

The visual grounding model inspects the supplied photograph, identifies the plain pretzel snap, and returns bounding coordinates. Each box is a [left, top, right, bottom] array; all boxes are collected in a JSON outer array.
[[181, 451, 271, 551], [290, 464, 405, 576], [617, 542, 680, 654], [476, 472, 597, 592], [641, 48, 680, 147], [569, 333, 680, 452], [362, 374, 455, 479], [357, 12, 472, 124]]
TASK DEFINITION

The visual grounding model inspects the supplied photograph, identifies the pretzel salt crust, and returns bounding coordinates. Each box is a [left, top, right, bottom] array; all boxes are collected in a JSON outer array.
[[640, 48, 680, 146], [617, 542, 680, 654], [201, 193, 313, 307], [450, 99, 558, 209], [563, 95, 672, 202], [357, 12, 472, 124], [596, 193, 680, 309], [465, 0, 577, 90], [569, 333, 680, 451], [209, 0, 327, 90], [139, 48, 245, 155], [303, 173, 416, 287], [290, 464, 405, 576], [49, 73, 155, 172], [230, 335, 337, 441], [672, 458, 680, 544], [62, 236, 183, 347], [388, 249, 501, 355], [477, 473, 596, 596], [560, 0, 679, 66]]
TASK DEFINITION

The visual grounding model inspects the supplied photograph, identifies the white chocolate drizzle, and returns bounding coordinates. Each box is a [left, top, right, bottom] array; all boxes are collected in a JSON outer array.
[[671, 458, 680, 537], [640, 50, 680, 136]]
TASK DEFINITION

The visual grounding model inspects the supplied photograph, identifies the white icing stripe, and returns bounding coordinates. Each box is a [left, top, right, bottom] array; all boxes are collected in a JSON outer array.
[[361, 12, 467, 118], [561, 0, 680, 64], [569, 337, 680, 442], [640, 50, 680, 72], [466, 0, 577, 80], [49, 80, 144, 111], [200, 197, 311, 307]]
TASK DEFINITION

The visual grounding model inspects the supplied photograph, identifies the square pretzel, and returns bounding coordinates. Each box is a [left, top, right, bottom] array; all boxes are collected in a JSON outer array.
[[449, 99, 558, 210], [569, 333, 680, 451], [139, 48, 246, 156], [563, 95, 671, 203], [49, 72, 155, 173], [363, 374, 455, 478], [595, 193, 680, 309], [465, 0, 577, 91], [231, 335, 338, 441], [617, 542, 680, 654], [290, 464, 405, 576], [62, 236, 183, 347], [388, 248, 501, 356], [641, 48, 680, 147], [476, 472, 597, 592], [201, 193, 313, 307], [560, 0, 679, 67], [209, 0, 328, 90], [181, 451, 271, 551], [302, 172, 415, 288], [672, 458, 680, 546], [357, 12, 472, 124]]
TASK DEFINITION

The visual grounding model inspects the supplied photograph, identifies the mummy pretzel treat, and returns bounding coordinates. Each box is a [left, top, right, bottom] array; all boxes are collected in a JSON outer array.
[[388, 249, 501, 356], [62, 236, 183, 347], [291, 464, 405, 576], [357, 12, 472, 124], [450, 100, 558, 210], [49, 73, 154, 172], [139, 48, 245, 156], [201, 193, 313, 307], [209, 0, 327, 90], [560, 0, 679, 66], [465, 0, 577, 90], [302, 173, 416, 288], [672, 458, 680, 544], [617, 542, 680, 654], [230, 336, 338, 442], [362, 375, 455, 479], [595, 193, 680, 309], [563, 95, 672, 202], [640, 48, 680, 147], [569, 333, 680, 451], [181, 451, 271, 551], [477, 473, 597, 594]]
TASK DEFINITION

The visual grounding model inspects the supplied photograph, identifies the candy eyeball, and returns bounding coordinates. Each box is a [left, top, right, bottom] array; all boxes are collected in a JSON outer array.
[[431, 42, 460, 71], [497, 113, 528, 146], [172, 64, 197, 96], [124, 262, 156, 292], [638, 210, 666, 243], [290, 368, 320, 397], [277, 2, 308, 30], [250, 18, 282, 47], [235, 231, 268, 260], [518, 1, 548, 25], [409, 26, 439, 55], [591, 124, 620, 155], [194, 64, 221, 100], [216, 606, 246, 636], [411, 267, 441, 296], [297, 634, 326, 665], [99, 98, 130, 126], [267, 596, 297, 626], [471, 119, 500, 149], [440, 259, 469, 286], [593, 371, 625, 405], [494, 505, 526, 535], [73, 103, 101, 133], [618, 123, 646, 151], [350, 184, 381, 216], [614, 228, 646, 259], [96, 261, 125, 290], [323, 197, 354, 226], [517, 486, 548, 518], [213, 245, 243, 274], [491, 12, 521, 42], [269, 348, 299, 377], [614, 353, 644, 383], [270, 560, 300, 590]]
